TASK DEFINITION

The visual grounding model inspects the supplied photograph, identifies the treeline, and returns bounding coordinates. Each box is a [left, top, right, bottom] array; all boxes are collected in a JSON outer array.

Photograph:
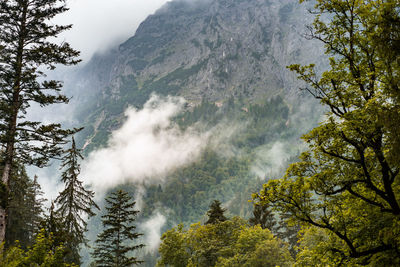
[[175, 95, 291, 149], [157, 200, 296, 267]]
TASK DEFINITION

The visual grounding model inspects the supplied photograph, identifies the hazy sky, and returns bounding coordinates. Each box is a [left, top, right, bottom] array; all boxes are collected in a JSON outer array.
[[55, 0, 171, 61]]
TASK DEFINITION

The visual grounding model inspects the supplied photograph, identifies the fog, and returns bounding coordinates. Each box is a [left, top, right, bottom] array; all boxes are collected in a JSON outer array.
[[140, 212, 167, 252], [81, 95, 209, 195], [54, 0, 171, 61]]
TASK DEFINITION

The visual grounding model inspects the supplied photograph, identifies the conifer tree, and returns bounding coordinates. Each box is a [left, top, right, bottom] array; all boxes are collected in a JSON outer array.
[[41, 202, 69, 253], [249, 203, 276, 231], [6, 170, 46, 248], [205, 200, 227, 225], [0, 0, 80, 243], [27, 175, 47, 238], [92, 190, 144, 267], [55, 137, 99, 264]]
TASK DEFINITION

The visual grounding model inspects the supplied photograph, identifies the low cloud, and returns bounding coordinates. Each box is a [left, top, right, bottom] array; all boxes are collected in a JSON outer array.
[[81, 95, 209, 194], [140, 212, 167, 252], [251, 142, 290, 179]]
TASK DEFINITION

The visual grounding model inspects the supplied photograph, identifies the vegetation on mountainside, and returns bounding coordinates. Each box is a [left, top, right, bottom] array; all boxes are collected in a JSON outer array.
[[138, 96, 303, 227]]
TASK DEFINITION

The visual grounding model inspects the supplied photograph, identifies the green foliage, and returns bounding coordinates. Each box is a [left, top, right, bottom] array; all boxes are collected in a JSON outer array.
[[256, 0, 400, 265], [92, 190, 144, 267], [0, 230, 77, 267], [0, 0, 80, 168], [0, 0, 80, 244], [157, 217, 293, 267], [6, 169, 46, 249], [40, 203, 71, 257], [142, 149, 254, 225], [55, 137, 99, 264], [155, 224, 189, 267], [176, 96, 291, 148], [248, 203, 276, 231], [138, 96, 300, 228], [216, 225, 293, 267]]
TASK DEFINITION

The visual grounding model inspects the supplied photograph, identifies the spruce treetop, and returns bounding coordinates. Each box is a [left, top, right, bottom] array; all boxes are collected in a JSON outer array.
[[92, 190, 144, 267], [206, 200, 227, 225]]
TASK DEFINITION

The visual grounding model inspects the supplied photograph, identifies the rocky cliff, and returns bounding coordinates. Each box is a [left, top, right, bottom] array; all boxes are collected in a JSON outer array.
[[68, 0, 322, 150]]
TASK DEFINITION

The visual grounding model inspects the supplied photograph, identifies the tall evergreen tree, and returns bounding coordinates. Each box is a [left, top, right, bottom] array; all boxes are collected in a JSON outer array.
[[205, 200, 227, 225], [26, 175, 47, 240], [92, 190, 144, 267], [41, 202, 70, 254], [0, 0, 80, 243], [6, 170, 46, 248], [55, 137, 99, 264]]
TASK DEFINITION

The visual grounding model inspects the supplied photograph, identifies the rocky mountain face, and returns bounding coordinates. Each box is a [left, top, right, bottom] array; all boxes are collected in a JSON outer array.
[[68, 0, 322, 145], [114, 0, 317, 102], [71, 2, 326, 264]]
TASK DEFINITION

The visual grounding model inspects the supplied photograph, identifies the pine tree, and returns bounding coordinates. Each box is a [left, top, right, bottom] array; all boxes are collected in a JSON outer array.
[[55, 137, 99, 264], [26, 175, 47, 241], [249, 203, 276, 231], [41, 202, 70, 254], [6, 166, 46, 248], [92, 190, 144, 267], [0, 0, 80, 244], [205, 200, 227, 225]]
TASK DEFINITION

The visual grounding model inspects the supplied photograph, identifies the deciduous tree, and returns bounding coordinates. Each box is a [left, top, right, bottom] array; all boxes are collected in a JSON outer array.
[[0, 229, 76, 267], [157, 217, 292, 267], [256, 0, 400, 265]]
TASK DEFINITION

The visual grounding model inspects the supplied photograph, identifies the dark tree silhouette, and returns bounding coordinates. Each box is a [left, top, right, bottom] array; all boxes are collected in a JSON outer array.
[[205, 200, 227, 225]]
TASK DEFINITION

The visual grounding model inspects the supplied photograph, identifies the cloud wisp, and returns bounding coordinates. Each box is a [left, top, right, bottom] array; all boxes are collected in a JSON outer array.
[[140, 212, 167, 253], [81, 95, 209, 195]]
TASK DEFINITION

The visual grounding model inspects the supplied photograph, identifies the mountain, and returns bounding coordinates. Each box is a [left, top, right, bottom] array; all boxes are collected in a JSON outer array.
[[65, 0, 326, 265], [66, 0, 323, 149]]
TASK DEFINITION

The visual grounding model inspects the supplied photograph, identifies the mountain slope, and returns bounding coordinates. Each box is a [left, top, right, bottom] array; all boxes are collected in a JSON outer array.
[[70, 1, 326, 264], [69, 0, 322, 151]]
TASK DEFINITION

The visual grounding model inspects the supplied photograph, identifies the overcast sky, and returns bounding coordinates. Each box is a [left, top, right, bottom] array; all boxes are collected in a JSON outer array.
[[55, 0, 171, 62]]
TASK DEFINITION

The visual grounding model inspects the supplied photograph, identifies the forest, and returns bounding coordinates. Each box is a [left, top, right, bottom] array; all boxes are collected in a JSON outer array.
[[1, 0, 400, 266]]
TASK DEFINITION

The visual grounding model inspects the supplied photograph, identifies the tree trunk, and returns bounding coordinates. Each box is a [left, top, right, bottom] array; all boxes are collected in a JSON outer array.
[[0, 1, 27, 245], [0, 139, 16, 245], [0, 207, 6, 245]]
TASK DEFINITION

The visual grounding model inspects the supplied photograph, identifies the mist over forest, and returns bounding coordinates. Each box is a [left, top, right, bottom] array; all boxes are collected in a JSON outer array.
[[1, 0, 399, 266]]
